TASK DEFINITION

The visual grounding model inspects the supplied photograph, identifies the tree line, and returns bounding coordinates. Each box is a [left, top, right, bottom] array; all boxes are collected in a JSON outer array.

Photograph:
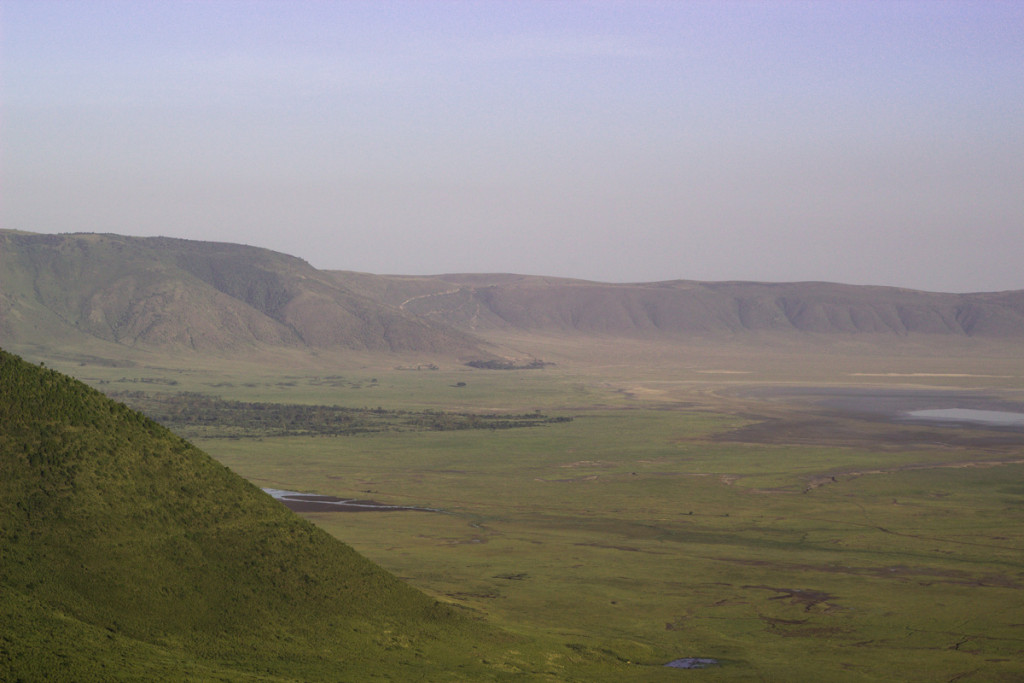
[[110, 391, 571, 439]]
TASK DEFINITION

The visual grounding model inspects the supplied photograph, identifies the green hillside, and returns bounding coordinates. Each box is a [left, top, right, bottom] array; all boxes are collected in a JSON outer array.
[[0, 348, 543, 681]]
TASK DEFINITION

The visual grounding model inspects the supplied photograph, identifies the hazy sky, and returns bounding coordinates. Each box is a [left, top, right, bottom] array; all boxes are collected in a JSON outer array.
[[3, 1, 1022, 292]]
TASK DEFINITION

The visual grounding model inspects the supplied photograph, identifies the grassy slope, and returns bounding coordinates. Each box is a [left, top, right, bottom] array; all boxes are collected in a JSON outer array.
[[0, 349, 575, 681]]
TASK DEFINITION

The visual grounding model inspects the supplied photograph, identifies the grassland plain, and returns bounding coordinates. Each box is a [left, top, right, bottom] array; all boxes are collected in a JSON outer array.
[[200, 413, 1024, 681], [16, 340, 1024, 680]]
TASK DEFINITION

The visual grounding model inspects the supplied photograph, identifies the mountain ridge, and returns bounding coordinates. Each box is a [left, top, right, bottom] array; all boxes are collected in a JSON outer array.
[[3, 230, 1023, 359], [0, 230, 488, 356], [332, 271, 1024, 340]]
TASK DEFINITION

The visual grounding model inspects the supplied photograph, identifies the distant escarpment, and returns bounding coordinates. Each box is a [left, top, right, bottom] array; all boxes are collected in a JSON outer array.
[[0, 231, 486, 355], [356, 274, 1024, 339], [3, 231, 1023, 361]]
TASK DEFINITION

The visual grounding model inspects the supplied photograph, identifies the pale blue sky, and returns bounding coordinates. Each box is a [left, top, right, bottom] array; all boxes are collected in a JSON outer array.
[[3, 1, 1022, 292]]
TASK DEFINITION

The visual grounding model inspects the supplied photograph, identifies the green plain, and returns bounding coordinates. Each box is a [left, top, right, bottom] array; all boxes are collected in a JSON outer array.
[[21, 346, 1024, 680]]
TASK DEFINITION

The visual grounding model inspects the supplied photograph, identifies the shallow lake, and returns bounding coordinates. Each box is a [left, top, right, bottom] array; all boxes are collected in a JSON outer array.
[[903, 408, 1024, 428], [731, 386, 1024, 431]]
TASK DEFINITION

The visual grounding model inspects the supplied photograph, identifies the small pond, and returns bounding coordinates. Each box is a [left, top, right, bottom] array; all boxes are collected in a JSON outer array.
[[264, 488, 439, 513], [665, 658, 718, 669]]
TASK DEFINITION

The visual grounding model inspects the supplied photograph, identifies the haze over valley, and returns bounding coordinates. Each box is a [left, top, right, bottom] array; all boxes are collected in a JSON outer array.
[[3, 230, 1024, 680], [3, 2, 1023, 680]]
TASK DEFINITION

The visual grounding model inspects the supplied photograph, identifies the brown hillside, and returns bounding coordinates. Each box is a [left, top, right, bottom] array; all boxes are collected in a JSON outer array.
[[331, 273, 1024, 339], [5, 231, 1023, 361], [0, 231, 488, 356]]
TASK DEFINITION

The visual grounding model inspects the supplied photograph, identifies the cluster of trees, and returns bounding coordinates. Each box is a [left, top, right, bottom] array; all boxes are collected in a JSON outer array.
[[464, 359, 552, 370], [111, 391, 571, 439]]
